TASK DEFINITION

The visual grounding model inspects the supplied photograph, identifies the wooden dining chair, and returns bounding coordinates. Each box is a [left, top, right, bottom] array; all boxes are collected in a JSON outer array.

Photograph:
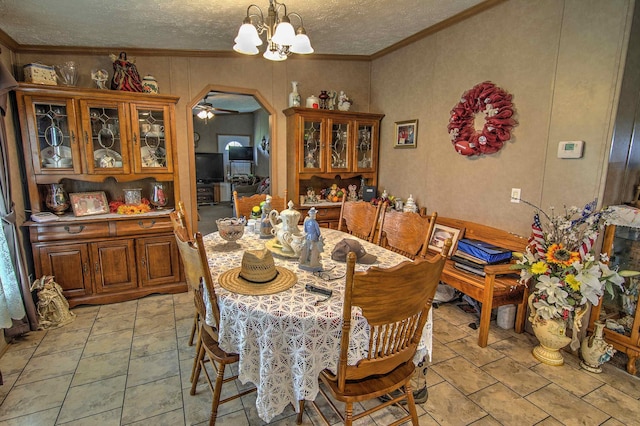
[[376, 207, 438, 259], [172, 221, 256, 425], [337, 193, 383, 242], [232, 190, 288, 220], [305, 239, 451, 426], [170, 201, 198, 347]]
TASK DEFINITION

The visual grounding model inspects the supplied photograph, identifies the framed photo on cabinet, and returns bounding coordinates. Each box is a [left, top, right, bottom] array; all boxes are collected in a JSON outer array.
[[394, 119, 418, 148], [70, 191, 109, 217], [428, 224, 463, 256]]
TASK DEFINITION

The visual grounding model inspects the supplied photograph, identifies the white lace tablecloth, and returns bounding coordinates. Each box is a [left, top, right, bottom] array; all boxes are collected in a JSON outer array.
[[201, 228, 433, 423]]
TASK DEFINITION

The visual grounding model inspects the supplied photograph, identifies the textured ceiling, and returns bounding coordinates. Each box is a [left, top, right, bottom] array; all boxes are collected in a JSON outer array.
[[0, 0, 485, 56]]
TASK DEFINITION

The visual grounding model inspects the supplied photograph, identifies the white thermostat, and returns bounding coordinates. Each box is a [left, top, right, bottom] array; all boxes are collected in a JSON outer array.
[[558, 140, 584, 159]]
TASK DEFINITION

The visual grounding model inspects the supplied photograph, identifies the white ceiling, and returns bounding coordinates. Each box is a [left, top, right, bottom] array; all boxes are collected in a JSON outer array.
[[0, 0, 485, 56]]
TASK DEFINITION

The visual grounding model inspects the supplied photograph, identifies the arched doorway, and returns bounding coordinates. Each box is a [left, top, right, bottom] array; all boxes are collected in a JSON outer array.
[[186, 85, 276, 232]]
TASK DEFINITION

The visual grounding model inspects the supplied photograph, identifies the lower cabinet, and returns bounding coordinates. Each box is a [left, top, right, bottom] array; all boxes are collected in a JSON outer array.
[[30, 214, 186, 307]]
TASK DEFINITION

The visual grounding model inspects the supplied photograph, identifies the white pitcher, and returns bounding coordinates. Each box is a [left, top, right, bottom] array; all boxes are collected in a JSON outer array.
[[269, 201, 301, 252]]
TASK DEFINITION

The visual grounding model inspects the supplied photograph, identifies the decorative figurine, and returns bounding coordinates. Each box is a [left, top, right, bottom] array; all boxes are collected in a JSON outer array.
[[338, 91, 353, 111], [91, 69, 109, 89], [260, 196, 274, 239], [110, 52, 143, 92], [299, 207, 324, 272], [306, 187, 318, 203], [347, 184, 358, 201]]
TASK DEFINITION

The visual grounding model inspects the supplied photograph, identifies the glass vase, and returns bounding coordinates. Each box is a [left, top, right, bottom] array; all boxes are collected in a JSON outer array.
[[45, 183, 69, 215], [150, 182, 167, 209]]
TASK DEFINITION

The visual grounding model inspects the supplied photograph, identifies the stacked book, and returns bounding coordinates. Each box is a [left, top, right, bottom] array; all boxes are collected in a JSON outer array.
[[451, 238, 513, 276]]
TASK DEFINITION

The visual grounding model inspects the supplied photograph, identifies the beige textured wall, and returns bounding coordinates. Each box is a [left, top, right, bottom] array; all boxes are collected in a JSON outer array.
[[371, 0, 632, 237]]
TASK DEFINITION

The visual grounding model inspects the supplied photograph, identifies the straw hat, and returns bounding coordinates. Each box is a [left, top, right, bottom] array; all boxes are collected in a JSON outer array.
[[218, 248, 297, 295]]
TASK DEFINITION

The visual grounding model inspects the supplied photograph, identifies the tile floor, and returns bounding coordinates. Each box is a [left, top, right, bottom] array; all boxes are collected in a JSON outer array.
[[1, 292, 640, 425]]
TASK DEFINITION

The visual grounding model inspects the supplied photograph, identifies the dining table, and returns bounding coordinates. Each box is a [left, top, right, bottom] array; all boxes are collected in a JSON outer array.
[[201, 226, 433, 423]]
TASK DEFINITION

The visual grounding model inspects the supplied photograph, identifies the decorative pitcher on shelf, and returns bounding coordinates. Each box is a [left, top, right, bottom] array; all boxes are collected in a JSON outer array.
[[269, 201, 301, 253]]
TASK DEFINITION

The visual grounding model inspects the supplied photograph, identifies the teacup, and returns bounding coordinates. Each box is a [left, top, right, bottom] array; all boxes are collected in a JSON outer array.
[[151, 124, 164, 134]]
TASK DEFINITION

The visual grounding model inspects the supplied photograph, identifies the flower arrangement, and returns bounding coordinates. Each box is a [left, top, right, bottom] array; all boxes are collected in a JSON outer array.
[[513, 200, 626, 326], [109, 198, 151, 214]]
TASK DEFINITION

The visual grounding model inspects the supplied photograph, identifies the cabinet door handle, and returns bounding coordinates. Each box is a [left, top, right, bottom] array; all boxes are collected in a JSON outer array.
[[133, 133, 137, 144], [137, 219, 156, 229], [84, 131, 89, 145], [141, 257, 146, 267], [94, 263, 100, 274], [71, 131, 76, 144], [64, 225, 85, 234], [83, 263, 88, 274]]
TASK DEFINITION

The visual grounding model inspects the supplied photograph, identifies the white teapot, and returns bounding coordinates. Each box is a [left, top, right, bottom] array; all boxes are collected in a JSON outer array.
[[269, 201, 301, 253]]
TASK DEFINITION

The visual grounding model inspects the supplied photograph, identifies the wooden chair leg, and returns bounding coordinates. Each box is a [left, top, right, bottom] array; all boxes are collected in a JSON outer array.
[[296, 400, 305, 424], [188, 311, 199, 346], [210, 363, 227, 426], [190, 327, 203, 383], [191, 343, 206, 395]]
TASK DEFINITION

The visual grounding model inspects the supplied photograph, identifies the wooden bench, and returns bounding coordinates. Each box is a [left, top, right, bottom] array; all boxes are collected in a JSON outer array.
[[433, 217, 529, 347]]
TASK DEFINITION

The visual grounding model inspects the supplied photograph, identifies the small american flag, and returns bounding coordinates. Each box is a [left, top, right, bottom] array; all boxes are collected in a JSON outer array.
[[578, 236, 595, 260], [528, 213, 546, 258]]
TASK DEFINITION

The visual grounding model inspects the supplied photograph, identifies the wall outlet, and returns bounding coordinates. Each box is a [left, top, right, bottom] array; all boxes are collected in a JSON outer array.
[[510, 188, 521, 203]]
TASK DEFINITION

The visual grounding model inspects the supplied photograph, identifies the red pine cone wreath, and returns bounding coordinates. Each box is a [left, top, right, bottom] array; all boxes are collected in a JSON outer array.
[[448, 81, 516, 156]]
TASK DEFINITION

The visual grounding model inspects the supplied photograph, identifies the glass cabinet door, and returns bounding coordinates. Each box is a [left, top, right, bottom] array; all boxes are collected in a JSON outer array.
[[327, 119, 350, 173], [26, 97, 81, 174], [80, 100, 128, 174], [354, 122, 376, 173], [131, 104, 173, 173], [301, 118, 324, 173], [598, 225, 640, 339]]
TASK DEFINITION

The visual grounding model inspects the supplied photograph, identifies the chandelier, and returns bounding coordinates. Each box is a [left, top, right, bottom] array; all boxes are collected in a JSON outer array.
[[233, 0, 314, 61]]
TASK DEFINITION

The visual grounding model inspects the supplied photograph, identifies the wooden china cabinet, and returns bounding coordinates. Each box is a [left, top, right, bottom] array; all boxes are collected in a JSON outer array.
[[588, 221, 640, 375], [283, 107, 384, 228], [15, 83, 186, 307]]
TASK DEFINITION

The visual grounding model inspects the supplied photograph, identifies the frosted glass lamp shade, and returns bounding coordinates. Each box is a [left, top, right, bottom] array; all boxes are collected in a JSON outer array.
[[233, 41, 260, 55], [235, 23, 263, 47], [263, 49, 287, 61], [290, 33, 314, 54], [271, 21, 296, 46]]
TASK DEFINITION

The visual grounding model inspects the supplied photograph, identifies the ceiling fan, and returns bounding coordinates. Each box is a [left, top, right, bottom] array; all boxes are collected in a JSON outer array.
[[194, 102, 239, 117]]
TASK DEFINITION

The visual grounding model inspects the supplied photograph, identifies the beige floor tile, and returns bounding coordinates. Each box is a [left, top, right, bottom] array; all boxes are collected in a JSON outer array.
[[33, 328, 90, 357], [600, 417, 628, 426], [0, 406, 59, 425], [46, 309, 96, 332], [431, 356, 497, 395], [432, 318, 469, 344], [72, 349, 130, 387], [212, 410, 250, 425], [184, 381, 245, 424], [59, 407, 122, 425], [0, 373, 18, 401], [597, 362, 640, 399], [424, 381, 487, 425], [131, 329, 178, 359], [177, 334, 197, 361], [0, 374, 73, 421], [490, 335, 540, 368], [91, 313, 136, 335], [5, 330, 47, 352], [429, 338, 458, 365], [83, 329, 133, 358], [136, 303, 175, 319], [133, 313, 176, 337], [526, 383, 610, 425], [97, 300, 138, 318], [468, 415, 504, 425], [175, 316, 195, 339], [583, 384, 640, 425], [127, 349, 180, 388], [174, 302, 195, 322], [447, 335, 505, 366], [172, 290, 192, 306], [469, 382, 549, 425], [121, 376, 183, 424], [532, 358, 605, 397], [124, 407, 184, 426], [15, 349, 82, 385], [0, 347, 36, 376], [433, 303, 476, 326], [58, 375, 127, 423], [481, 357, 550, 396]]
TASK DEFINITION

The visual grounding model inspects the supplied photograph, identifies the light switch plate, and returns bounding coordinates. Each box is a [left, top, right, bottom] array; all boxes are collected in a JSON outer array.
[[558, 140, 584, 159]]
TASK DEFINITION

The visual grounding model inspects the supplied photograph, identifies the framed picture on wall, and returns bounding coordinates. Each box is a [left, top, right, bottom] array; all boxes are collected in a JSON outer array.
[[394, 119, 418, 148]]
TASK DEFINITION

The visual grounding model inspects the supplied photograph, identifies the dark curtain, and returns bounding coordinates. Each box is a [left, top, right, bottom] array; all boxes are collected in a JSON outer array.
[[0, 55, 38, 334]]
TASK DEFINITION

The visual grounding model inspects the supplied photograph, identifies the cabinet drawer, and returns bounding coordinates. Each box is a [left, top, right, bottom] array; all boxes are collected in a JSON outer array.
[[31, 222, 110, 242], [114, 216, 172, 236]]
